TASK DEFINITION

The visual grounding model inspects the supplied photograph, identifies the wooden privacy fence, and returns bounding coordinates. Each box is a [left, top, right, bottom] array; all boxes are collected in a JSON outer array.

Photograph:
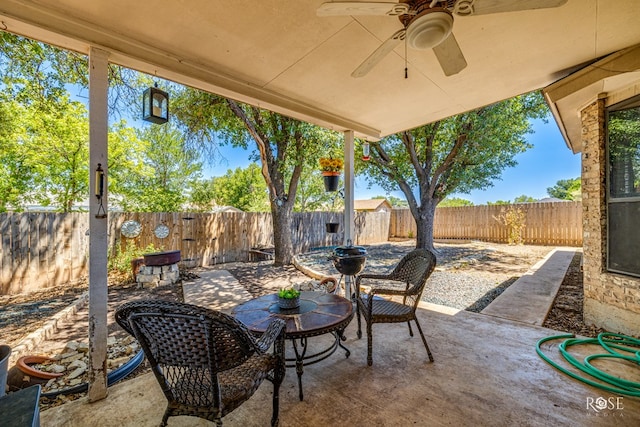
[[389, 201, 582, 246], [0, 213, 89, 295], [2, 211, 389, 294]]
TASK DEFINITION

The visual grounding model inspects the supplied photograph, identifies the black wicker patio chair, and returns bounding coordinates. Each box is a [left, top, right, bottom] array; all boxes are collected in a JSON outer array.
[[355, 248, 437, 366], [115, 300, 285, 427]]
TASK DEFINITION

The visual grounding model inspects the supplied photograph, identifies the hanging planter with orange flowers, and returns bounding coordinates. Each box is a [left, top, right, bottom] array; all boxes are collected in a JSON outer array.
[[319, 157, 343, 192]]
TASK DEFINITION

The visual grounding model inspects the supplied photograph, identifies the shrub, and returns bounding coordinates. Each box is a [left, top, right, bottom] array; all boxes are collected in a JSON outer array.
[[108, 240, 160, 278], [493, 206, 526, 245]]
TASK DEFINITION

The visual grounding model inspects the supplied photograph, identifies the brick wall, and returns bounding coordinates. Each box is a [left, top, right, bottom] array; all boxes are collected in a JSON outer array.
[[581, 98, 640, 335]]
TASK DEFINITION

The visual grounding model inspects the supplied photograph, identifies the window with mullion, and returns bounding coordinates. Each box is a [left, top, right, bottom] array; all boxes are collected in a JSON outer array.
[[607, 96, 640, 277]]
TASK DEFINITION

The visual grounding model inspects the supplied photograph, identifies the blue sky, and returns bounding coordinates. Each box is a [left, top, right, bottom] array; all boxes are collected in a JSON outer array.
[[203, 118, 581, 205]]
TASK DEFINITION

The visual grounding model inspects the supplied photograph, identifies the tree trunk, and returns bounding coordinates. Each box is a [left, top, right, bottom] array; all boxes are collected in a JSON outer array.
[[415, 199, 438, 253], [271, 202, 294, 266]]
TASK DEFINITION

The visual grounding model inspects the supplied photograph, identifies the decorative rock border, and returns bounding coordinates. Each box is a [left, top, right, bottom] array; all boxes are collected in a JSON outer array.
[[9, 292, 89, 366]]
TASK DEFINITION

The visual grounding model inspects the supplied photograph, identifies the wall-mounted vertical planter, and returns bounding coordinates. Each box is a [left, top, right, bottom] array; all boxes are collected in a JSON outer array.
[[323, 173, 340, 192], [326, 222, 340, 233]]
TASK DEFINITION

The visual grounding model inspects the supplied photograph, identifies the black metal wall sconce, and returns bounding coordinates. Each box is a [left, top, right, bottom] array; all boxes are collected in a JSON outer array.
[[95, 163, 107, 218]]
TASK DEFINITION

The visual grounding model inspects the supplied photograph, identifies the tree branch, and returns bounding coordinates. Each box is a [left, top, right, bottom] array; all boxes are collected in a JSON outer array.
[[430, 118, 473, 195], [226, 100, 275, 195]]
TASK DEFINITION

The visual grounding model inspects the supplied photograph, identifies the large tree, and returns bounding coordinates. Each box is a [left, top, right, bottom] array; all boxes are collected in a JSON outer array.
[[111, 123, 203, 212], [172, 89, 340, 265], [0, 32, 140, 115], [547, 177, 581, 200], [294, 168, 343, 212], [212, 163, 270, 211], [360, 92, 548, 251], [24, 97, 90, 212], [0, 100, 34, 212]]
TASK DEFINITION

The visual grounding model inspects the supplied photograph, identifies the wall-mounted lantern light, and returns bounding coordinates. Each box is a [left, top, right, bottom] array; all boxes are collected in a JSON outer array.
[[95, 163, 104, 199], [142, 83, 169, 124], [94, 163, 107, 218]]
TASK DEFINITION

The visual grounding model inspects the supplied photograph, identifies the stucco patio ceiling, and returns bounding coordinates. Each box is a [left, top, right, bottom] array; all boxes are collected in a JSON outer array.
[[1, 0, 639, 139]]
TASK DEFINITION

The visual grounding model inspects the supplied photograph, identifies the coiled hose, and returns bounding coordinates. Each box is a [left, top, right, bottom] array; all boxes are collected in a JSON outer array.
[[536, 333, 640, 397]]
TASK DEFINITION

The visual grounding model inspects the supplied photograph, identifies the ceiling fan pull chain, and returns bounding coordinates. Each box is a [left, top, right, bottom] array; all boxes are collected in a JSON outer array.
[[405, 35, 409, 79]]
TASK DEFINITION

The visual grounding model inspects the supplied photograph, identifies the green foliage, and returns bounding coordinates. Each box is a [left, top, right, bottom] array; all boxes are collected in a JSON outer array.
[[170, 86, 344, 264], [439, 197, 474, 207], [361, 92, 548, 199], [112, 123, 203, 212], [295, 167, 343, 212], [108, 240, 159, 278], [487, 199, 512, 206], [24, 97, 90, 212], [189, 178, 218, 212], [493, 206, 526, 245], [547, 177, 581, 200], [0, 32, 141, 115], [0, 101, 34, 212], [278, 287, 300, 299], [513, 195, 537, 203], [213, 163, 269, 211]]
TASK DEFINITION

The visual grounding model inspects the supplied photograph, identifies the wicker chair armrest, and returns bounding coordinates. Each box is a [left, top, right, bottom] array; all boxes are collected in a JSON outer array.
[[368, 286, 407, 297], [255, 318, 286, 353], [357, 273, 393, 282]]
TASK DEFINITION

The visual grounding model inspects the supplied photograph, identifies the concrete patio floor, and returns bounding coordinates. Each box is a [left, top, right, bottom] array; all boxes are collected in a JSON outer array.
[[41, 296, 640, 426]]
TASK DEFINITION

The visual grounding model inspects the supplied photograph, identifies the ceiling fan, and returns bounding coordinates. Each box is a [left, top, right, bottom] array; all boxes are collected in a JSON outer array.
[[317, 0, 568, 78]]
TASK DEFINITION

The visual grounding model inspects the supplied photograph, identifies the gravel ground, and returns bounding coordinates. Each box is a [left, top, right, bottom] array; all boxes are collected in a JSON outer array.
[[296, 239, 551, 311]]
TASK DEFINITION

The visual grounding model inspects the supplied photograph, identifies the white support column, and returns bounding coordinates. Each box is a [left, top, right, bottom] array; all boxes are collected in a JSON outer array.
[[343, 130, 355, 297], [343, 130, 355, 245], [88, 47, 109, 401]]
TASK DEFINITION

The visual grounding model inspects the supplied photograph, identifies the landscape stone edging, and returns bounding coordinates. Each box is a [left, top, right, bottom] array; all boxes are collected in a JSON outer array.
[[9, 291, 89, 366], [292, 254, 328, 280]]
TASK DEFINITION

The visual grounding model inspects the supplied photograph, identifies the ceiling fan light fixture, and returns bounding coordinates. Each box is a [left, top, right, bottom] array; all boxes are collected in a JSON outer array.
[[406, 9, 453, 50]]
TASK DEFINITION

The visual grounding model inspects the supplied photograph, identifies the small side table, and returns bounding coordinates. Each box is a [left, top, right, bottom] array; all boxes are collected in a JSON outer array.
[[0, 385, 41, 427], [233, 291, 353, 401]]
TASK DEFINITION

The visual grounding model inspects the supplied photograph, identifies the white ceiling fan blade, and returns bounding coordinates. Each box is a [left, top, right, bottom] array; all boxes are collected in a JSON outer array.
[[351, 29, 406, 78], [317, 2, 410, 17], [456, 0, 568, 16], [432, 33, 467, 76]]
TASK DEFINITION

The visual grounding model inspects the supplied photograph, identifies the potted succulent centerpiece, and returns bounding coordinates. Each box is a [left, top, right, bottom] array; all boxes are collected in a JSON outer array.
[[319, 157, 343, 192], [277, 287, 301, 310]]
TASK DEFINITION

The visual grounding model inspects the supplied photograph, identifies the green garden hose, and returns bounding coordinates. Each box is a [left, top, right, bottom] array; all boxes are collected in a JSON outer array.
[[536, 333, 640, 397]]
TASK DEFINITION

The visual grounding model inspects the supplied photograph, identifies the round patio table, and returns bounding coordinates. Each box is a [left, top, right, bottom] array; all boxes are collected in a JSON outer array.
[[232, 291, 353, 401]]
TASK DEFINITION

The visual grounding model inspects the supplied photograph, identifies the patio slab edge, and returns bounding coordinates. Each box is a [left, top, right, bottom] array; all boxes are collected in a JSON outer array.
[[480, 247, 576, 326]]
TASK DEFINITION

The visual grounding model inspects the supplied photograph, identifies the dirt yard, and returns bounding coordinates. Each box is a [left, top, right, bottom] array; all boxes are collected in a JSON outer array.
[[1, 241, 589, 350]]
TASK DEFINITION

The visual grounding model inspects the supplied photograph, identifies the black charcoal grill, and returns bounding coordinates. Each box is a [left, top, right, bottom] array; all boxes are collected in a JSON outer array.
[[330, 244, 367, 276]]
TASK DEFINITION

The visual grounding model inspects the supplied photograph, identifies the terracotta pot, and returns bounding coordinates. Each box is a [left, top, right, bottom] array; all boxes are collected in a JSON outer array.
[[7, 355, 62, 392]]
